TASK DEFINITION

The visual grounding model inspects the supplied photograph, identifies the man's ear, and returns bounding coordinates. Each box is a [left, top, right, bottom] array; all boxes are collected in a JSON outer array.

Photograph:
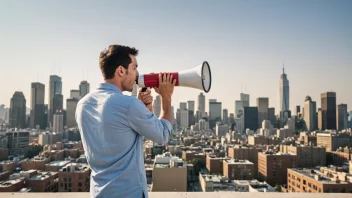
[[115, 66, 125, 77]]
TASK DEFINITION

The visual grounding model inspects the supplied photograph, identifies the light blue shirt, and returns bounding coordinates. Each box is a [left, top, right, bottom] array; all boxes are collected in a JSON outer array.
[[75, 83, 173, 198]]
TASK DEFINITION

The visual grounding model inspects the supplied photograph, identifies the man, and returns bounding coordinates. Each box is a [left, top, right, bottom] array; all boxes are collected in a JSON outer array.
[[76, 44, 176, 198]]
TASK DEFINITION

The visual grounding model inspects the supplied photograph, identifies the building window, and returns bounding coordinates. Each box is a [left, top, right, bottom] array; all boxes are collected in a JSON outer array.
[[78, 183, 82, 187], [303, 180, 306, 185]]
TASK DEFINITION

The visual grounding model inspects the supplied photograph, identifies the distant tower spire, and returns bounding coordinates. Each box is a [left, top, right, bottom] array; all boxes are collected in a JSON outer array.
[[283, 62, 285, 74]]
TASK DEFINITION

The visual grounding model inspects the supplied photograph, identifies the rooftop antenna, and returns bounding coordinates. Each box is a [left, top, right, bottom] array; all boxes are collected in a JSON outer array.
[[283, 62, 285, 74]]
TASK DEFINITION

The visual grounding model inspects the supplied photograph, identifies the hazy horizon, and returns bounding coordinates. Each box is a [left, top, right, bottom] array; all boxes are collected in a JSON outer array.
[[1, 0, 351, 114]]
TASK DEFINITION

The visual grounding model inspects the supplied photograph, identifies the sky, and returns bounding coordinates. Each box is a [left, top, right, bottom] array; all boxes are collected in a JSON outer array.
[[0, 0, 351, 114]]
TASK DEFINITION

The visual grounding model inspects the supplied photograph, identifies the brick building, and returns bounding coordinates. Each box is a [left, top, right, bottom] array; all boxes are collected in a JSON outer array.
[[227, 145, 262, 178], [288, 168, 352, 193], [223, 159, 254, 180], [206, 154, 230, 175], [25, 171, 58, 192], [280, 145, 326, 167], [258, 152, 297, 186], [58, 163, 90, 192]]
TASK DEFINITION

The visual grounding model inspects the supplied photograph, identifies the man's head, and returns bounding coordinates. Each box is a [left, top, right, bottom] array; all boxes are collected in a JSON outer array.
[[99, 45, 139, 92]]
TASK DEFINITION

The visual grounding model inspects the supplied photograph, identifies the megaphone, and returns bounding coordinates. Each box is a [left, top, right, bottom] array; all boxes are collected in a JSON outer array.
[[136, 61, 212, 93]]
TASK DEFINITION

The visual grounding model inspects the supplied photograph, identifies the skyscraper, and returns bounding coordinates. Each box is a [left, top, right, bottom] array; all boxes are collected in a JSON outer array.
[[235, 100, 244, 118], [244, 107, 258, 132], [294, 106, 301, 116], [48, 75, 62, 125], [198, 93, 205, 117], [53, 94, 63, 116], [257, 97, 269, 126], [79, 81, 90, 98], [53, 110, 64, 133], [222, 109, 228, 124], [66, 98, 79, 128], [209, 100, 222, 129], [9, 92, 26, 128], [268, 107, 277, 127], [180, 109, 189, 128], [337, 104, 348, 131], [30, 82, 46, 129], [240, 93, 250, 107], [321, 92, 336, 130], [187, 101, 195, 112], [180, 102, 187, 110], [280, 66, 290, 122], [70, 90, 80, 99], [153, 95, 161, 117], [303, 96, 317, 131]]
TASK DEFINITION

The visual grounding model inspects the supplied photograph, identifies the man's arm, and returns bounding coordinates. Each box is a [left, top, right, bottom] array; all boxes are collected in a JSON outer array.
[[128, 99, 172, 144]]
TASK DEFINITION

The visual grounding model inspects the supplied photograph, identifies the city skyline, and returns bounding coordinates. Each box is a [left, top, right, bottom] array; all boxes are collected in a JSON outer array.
[[0, 0, 351, 113]]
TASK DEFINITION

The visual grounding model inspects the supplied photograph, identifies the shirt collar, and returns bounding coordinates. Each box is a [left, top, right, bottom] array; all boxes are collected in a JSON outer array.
[[97, 83, 122, 93]]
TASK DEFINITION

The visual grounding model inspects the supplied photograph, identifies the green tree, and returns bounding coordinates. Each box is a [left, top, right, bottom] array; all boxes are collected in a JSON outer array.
[[274, 184, 281, 192], [191, 158, 206, 175], [27, 145, 43, 158]]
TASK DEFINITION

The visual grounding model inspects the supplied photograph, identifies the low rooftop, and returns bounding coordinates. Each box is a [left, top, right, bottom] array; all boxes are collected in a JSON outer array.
[[58, 163, 89, 173], [45, 160, 70, 167], [225, 159, 253, 165], [28, 172, 57, 181], [290, 168, 352, 184], [0, 177, 24, 188]]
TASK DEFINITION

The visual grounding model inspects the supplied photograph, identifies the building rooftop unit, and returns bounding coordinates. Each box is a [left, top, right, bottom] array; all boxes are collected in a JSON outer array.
[[263, 151, 296, 156], [248, 180, 276, 192], [0, 177, 24, 188], [201, 174, 229, 183], [22, 156, 48, 162], [58, 163, 89, 173], [46, 160, 70, 167], [154, 153, 186, 169], [0, 160, 16, 165], [225, 159, 253, 165], [27, 171, 57, 181]]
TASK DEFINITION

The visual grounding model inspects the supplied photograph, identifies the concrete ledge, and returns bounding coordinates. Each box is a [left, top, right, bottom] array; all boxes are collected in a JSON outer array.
[[0, 193, 351, 198]]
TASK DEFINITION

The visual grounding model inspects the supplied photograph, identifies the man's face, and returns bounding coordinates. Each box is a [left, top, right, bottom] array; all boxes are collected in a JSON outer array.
[[122, 55, 139, 92]]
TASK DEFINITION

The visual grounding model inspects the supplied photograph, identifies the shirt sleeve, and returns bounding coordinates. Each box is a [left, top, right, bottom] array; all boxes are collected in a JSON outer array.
[[128, 99, 173, 144]]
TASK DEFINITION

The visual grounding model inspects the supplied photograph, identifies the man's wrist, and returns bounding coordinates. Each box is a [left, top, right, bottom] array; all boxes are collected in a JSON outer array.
[[160, 95, 172, 101]]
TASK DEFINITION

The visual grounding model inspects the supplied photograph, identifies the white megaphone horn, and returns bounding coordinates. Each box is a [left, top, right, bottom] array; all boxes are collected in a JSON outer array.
[[136, 61, 212, 93]]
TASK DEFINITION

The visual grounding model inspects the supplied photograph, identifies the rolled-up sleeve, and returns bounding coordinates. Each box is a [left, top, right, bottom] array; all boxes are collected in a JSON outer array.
[[128, 99, 173, 144]]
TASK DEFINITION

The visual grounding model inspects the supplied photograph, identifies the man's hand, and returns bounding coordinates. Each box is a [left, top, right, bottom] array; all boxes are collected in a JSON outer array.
[[154, 73, 176, 100], [138, 89, 153, 112], [153, 73, 176, 123]]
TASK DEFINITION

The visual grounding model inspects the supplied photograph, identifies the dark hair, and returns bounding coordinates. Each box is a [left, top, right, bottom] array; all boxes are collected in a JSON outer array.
[[99, 45, 139, 79]]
